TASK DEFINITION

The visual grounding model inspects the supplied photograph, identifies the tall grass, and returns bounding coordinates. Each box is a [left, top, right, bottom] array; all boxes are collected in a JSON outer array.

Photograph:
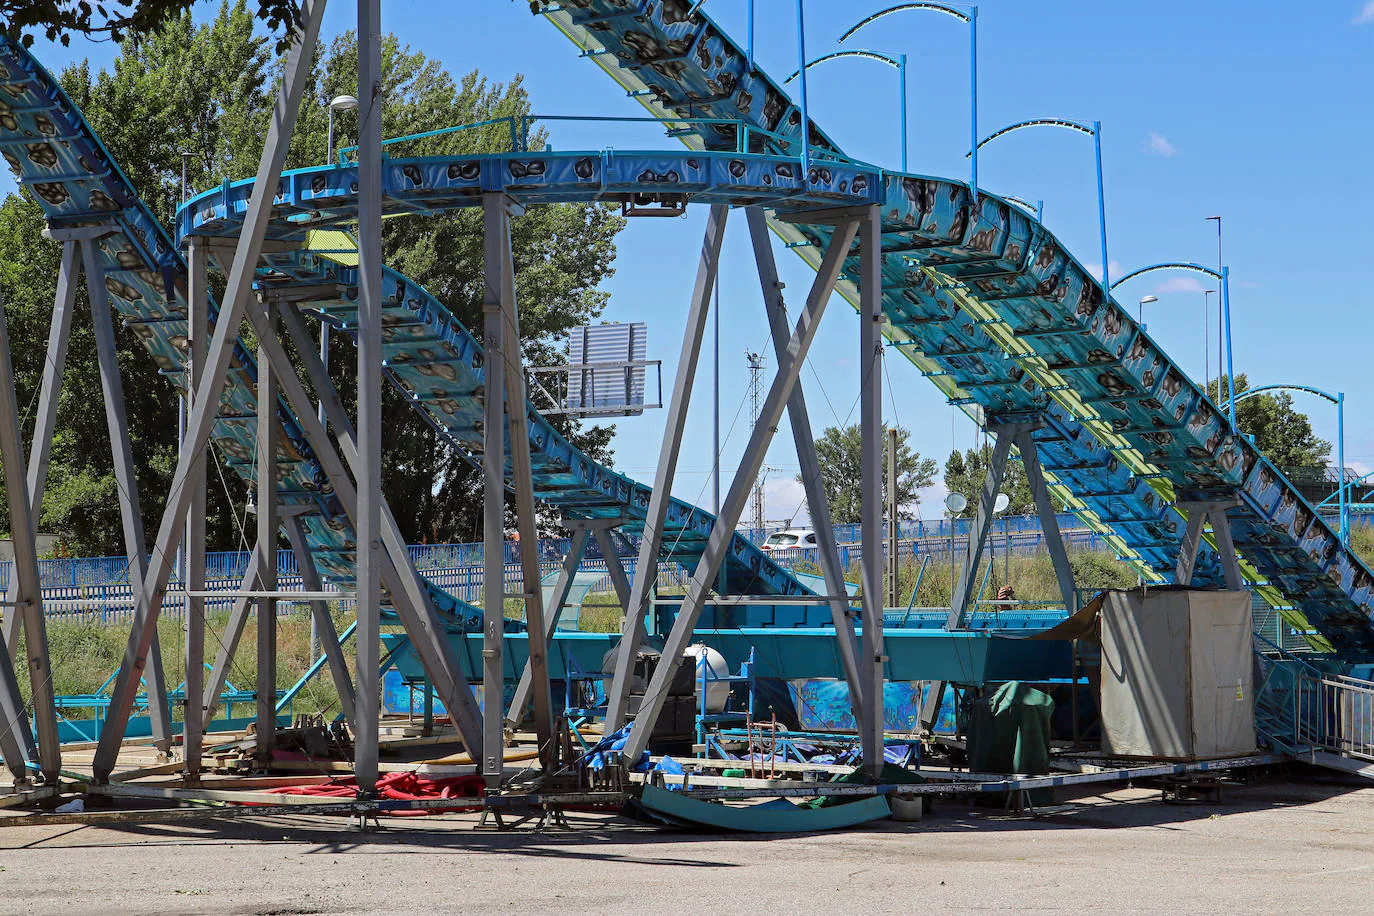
[[14, 606, 355, 721]]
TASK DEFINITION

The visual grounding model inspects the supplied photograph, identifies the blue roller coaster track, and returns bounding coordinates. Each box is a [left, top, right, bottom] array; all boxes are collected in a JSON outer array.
[[0, 0, 1371, 661]]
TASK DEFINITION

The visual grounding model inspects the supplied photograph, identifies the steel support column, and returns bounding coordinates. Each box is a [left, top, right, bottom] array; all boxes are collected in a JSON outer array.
[[183, 238, 209, 783], [480, 196, 511, 781], [620, 215, 859, 766], [507, 527, 589, 728], [1175, 500, 1243, 590], [2, 240, 79, 656], [949, 431, 1014, 622], [491, 193, 558, 773], [0, 295, 58, 782], [594, 530, 632, 607], [605, 204, 728, 734], [283, 515, 356, 722], [91, 0, 324, 782], [254, 302, 279, 768], [857, 205, 886, 779], [743, 207, 865, 724], [354, 0, 384, 795], [1015, 429, 1076, 613], [271, 301, 486, 757], [919, 424, 1016, 731], [82, 238, 174, 755]]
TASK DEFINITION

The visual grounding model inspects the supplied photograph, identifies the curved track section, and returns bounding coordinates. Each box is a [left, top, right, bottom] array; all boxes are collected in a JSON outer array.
[[0, 37, 811, 625], [0, 36, 501, 625], [533, 0, 1374, 657]]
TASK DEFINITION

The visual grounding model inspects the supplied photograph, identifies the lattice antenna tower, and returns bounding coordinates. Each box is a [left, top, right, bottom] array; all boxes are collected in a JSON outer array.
[[746, 350, 767, 530]]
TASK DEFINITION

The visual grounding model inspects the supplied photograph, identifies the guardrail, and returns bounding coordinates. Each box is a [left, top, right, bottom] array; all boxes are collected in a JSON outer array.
[[1294, 673, 1374, 762]]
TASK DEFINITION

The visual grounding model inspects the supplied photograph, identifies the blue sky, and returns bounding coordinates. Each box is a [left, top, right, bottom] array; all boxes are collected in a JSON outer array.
[[10, 0, 1374, 525]]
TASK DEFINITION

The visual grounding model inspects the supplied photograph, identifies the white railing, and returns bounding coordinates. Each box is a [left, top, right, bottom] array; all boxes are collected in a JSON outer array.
[[1294, 673, 1374, 762]]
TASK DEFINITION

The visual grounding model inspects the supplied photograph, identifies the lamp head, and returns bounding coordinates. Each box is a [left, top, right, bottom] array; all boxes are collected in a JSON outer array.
[[330, 94, 360, 112]]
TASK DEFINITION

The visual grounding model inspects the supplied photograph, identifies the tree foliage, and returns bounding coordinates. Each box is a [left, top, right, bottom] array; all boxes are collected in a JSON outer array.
[[0, 2, 625, 553], [804, 424, 937, 526], [1207, 374, 1331, 470], [1, 0, 298, 49]]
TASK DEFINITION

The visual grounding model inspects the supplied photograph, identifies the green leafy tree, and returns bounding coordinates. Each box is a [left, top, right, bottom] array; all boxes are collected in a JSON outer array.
[[805, 424, 937, 526], [1207, 374, 1330, 470], [1, 0, 298, 49], [0, 3, 624, 553], [943, 443, 1038, 518]]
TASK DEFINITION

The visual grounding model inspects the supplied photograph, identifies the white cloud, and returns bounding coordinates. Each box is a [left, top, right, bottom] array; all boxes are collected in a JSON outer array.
[[1087, 260, 1124, 283], [762, 476, 809, 527], [1146, 132, 1178, 157], [1154, 276, 1206, 295], [918, 480, 950, 516], [1356, 2, 1374, 25]]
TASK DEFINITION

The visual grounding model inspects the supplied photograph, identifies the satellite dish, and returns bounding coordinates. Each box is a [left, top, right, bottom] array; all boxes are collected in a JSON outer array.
[[994, 493, 1011, 515], [944, 492, 968, 515]]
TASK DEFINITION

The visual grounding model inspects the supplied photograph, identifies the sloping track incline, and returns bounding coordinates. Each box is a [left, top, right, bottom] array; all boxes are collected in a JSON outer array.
[[533, 0, 1374, 659]]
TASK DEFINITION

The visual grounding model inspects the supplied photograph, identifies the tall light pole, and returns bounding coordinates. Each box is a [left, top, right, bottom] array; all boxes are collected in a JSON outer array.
[[840, 3, 977, 194], [1137, 294, 1157, 328], [1206, 216, 1224, 409], [974, 118, 1108, 298], [327, 94, 359, 164], [786, 49, 908, 171], [1203, 289, 1215, 394]]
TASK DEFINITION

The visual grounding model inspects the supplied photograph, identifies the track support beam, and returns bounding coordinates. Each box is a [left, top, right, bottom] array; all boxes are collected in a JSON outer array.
[[605, 203, 729, 734], [619, 211, 862, 766]]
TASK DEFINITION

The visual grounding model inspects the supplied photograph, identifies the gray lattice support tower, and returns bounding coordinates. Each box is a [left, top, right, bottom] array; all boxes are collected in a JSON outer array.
[[480, 196, 511, 781], [1175, 499, 1244, 589], [354, 0, 384, 795], [856, 205, 887, 779], [82, 235, 174, 754], [1016, 428, 1077, 614], [272, 301, 485, 756], [0, 294, 57, 782], [619, 212, 859, 766], [604, 203, 728, 734], [491, 193, 558, 773], [2, 239, 77, 659], [90, 0, 324, 782], [255, 301, 279, 768], [919, 420, 1034, 731], [744, 206, 866, 727], [183, 238, 208, 783]]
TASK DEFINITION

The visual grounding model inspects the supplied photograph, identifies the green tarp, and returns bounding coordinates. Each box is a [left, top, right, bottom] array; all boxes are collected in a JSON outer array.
[[966, 681, 1055, 805]]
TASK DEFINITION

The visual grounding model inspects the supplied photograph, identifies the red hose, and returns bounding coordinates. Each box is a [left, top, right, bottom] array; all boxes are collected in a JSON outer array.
[[265, 771, 486, 815]]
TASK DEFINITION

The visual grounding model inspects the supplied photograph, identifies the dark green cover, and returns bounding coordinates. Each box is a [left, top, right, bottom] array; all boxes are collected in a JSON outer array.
[[966, 681, 1055, 805]]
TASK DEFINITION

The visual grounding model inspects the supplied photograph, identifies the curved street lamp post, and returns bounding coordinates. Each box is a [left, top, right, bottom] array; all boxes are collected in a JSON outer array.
[[1224, 385, 1348, 547], [972, 118, 1108, 300], [841, 2, 977, 192], [787, 50, 908, 171], [1113, 261, 1236, 431]]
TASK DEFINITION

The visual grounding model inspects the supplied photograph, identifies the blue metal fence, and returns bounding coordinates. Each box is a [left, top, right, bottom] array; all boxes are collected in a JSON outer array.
[[0, 513, 1097, 623]]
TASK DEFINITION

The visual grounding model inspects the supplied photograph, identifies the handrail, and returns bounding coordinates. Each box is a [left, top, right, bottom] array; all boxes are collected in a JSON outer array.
[[337, 117, 520, 161], [339, 112, 864, 169]]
